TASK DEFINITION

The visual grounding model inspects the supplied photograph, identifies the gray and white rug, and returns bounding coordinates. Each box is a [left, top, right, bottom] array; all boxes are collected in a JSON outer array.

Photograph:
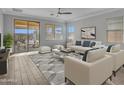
[[29, 52, 82, 85], [29, 52, 124, 85]]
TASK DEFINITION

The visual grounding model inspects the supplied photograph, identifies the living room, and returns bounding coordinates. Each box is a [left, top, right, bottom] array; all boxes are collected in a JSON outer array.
[[1, 8, 124, 85]]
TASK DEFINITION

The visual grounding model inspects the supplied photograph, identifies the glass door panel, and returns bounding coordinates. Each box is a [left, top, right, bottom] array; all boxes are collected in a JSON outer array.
[[14, 20, 28, 53], [28, 22, 40, 51]]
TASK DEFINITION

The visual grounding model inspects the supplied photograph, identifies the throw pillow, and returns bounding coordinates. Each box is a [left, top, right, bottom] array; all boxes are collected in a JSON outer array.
[[89, 42, 96, 47], [75, 41, 81, 46], [106, 44, 114, 52], [82, 41, 91, 47]]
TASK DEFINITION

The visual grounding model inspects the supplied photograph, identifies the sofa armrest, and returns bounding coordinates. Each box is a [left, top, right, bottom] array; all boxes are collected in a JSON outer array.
[[107, 50, 124, 71], [64, 56, 91, 84]]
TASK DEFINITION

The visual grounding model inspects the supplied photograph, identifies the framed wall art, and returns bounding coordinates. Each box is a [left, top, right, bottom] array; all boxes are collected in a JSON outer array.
[[81, 26, 96, 39]]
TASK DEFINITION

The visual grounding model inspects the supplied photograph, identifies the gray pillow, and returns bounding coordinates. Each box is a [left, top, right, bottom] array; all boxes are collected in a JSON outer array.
[[75, 41, 81, 46]]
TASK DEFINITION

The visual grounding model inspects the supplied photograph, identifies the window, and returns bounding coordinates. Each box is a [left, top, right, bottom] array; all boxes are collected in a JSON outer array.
[[107, 16, 123, 43], [46, 24, 63, 40], [46, 24, 55, 40], [55, 25, 63, 40], [67, 24, 75, 40]]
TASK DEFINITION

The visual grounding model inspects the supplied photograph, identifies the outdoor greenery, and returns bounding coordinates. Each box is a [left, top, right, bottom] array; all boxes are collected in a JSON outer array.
[[3, 33, 13, 48]]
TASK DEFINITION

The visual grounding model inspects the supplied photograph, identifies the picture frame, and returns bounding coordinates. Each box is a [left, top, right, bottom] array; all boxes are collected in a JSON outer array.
[[81, 26, 96, 39]]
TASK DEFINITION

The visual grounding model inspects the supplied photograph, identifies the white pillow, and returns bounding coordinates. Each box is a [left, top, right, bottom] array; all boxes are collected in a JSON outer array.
[[86, 48, 106, 62], [111, 44, 120, 53], [95, 41, 102, 45]]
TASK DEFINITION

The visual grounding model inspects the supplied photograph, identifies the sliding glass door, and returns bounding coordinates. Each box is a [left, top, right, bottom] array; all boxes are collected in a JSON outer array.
[[14, 20, 28, 52], [28, 21, 40, 51], [14, 20, 40, 53]]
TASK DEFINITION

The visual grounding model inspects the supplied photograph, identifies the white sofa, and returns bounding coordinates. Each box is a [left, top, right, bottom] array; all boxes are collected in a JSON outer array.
[[106, 44, 124, 76], [68, 40, 103, 53], [39, 46, 51, 53], [64, 48, 113, 85]]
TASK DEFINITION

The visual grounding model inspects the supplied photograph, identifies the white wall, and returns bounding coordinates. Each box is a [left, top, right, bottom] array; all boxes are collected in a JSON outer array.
[[71, 9, 124, 49]]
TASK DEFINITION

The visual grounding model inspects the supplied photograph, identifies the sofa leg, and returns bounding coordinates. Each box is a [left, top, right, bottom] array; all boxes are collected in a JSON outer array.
[[113, 71, 116, 77], [65, 77, 67, 82], [123, 64, 124, 67], [110, 76, 112, 81]]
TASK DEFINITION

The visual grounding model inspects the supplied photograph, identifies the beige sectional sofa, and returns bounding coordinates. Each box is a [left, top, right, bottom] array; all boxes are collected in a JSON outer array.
[[68, 40, 103, 53], [64, 48, 113, 85]]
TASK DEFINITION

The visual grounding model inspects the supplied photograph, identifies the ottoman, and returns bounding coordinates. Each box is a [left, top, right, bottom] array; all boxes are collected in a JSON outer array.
[[39, 46, 51, 54]]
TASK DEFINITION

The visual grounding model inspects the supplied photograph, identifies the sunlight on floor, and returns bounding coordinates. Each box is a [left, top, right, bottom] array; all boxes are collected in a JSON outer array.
[[11, 51, 39, 57]]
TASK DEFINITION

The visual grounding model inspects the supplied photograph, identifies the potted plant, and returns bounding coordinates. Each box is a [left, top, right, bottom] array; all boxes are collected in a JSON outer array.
[[3, 33, 13, 53]]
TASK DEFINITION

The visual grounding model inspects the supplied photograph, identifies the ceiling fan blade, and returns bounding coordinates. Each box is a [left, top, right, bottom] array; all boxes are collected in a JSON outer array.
[[50, 8, 72, 17], [60, 12, 72, 14]]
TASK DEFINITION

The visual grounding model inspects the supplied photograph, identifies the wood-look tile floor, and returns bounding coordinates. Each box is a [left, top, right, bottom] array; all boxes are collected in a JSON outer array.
[[0, 54, 49, 85]]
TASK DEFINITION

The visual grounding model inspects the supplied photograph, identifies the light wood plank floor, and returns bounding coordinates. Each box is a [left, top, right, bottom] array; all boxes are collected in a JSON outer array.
[[0, 54, 49, 85]]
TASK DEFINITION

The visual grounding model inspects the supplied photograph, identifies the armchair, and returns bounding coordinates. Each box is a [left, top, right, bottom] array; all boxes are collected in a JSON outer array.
[[106, 44, 124, 76], [64, 48, 113, 85]]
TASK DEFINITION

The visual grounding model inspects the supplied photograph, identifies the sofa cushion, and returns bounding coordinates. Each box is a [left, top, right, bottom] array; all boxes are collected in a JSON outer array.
[[83, 48, 106, 62], [82, 48, 99, 61], [111, 44, 120, 53], [82, 41, 91, 47], [89, 42, 96, 47], [87, 48, 106, 62], [75, 41, 81, 46]]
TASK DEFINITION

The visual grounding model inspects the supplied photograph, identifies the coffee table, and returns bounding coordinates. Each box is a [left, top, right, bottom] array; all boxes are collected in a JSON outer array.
[[52, 48, 83, 62], [61, 48, 74, 53]]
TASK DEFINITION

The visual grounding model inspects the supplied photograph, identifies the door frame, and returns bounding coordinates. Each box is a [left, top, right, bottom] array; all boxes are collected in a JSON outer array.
[[14, 19, 40, 53]]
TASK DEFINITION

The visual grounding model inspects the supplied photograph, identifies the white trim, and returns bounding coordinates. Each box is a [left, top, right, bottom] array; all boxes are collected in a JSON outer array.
[[1, 8, 123, 22], [69, 9, 123, 22]]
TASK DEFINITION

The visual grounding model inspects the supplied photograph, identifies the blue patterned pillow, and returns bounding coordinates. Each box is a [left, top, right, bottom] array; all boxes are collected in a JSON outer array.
[[82, 41, 91, 47], [89, 42, 96, 47]]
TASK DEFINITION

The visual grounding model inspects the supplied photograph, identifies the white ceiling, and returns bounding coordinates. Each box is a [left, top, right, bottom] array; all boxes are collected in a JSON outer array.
[[1, 8, 122, 22]]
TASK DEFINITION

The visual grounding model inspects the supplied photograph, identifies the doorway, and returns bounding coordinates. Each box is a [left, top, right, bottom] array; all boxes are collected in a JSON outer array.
[[14, 19, 40, 53]]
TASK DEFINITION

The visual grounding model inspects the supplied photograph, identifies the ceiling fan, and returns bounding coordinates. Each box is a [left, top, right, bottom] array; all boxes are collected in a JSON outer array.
[[50, 8, 72, 17], [58, 8, 72, 14]]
